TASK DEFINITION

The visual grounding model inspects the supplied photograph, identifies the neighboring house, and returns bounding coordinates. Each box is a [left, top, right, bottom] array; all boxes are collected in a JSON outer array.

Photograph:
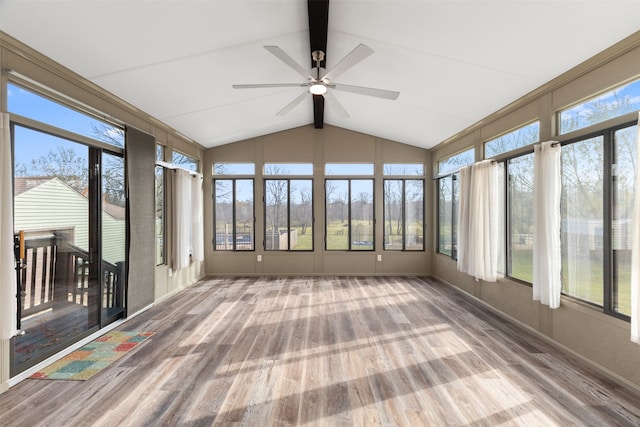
[[14, 176, 125, 264]]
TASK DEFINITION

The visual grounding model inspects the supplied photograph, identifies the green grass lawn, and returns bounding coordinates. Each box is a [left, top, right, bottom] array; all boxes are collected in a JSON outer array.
[[510, 248, 631, 316], [291, 227, 313, 250], [325, 220, 373, 250]]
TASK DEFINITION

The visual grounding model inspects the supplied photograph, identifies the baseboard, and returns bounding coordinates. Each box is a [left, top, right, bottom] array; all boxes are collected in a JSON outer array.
[[431, 275, 640, 397]]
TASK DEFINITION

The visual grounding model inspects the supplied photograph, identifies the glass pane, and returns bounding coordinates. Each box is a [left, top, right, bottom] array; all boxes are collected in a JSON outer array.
[[485, 121, 540, 157], [156, 145, 164, 162], [351, 180, 374, 250], [214, 180, 233, 250], [213, 163, 255, 175], [265, 179, 289, 250], [155, 165, 165, 265], [559, 79, 640, 134], [613, 125, 637, 316], [235, 179, 254, 250], [264, 163, 313, 175], [561, 137, 604, 306], [101, 152, 126, 321], [173, 151, 198, 172], [13, 125, 97, 370], [384, 180, 403, 250], [438, 177, 453, 256], [508, 154, 534, 282], [383, 164, 424, 176], [8, 83, 124, 147], [325, 163, 374, 175], [405, 180, 424, 250], [452, 174, 459, 259], [438, 148, 474, 174], [326, 180, 349, 250], [290, 180, 313, 250]]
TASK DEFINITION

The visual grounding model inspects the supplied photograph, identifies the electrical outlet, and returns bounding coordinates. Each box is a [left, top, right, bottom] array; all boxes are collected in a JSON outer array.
[[377, 254, 382, 262], [257, 255, 262, 262]]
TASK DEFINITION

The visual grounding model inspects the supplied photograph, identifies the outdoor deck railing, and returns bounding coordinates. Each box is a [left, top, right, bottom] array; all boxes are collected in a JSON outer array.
[[19, 233, 123, 318]]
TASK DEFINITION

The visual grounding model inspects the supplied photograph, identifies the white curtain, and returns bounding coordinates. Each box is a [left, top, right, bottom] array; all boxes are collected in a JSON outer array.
[[533, 141, 562, 309], [631, 113, 640, 343], [457, 160, 499, 281], [1, 113, 17, 340], [173, 169, 192, 270], [173, 169, 204, 269], [191, 173, 204, 262], [457, 165, 472, 275]]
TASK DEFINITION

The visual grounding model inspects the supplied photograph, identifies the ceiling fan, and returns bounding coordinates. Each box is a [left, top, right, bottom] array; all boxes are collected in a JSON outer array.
[[232, 0, 399, 129]]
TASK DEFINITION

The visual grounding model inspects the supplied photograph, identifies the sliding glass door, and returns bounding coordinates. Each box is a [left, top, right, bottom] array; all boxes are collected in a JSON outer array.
[[101, 152, 126, 323], [11, 124, 126, 374]]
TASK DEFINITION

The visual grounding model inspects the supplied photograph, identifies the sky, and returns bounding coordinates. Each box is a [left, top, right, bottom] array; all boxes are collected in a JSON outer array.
[[8, 83, 123, 168]]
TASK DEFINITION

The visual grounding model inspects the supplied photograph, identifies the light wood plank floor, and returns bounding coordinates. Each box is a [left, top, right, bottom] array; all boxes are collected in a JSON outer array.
[[1, 276, 640, 426]]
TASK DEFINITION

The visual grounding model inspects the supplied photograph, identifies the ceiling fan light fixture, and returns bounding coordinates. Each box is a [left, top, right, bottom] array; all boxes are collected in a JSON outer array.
[[309, 83, 327, 95]]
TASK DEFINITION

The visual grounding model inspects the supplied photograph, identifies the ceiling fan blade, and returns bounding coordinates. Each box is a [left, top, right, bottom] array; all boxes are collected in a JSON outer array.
[[324, 90, 350, 119], [264, 46, 313, 81], [233, 83, 308, 89], [276, 90, 309, 116], [322, 44, 374, 82], [333, 83, 400, 100]]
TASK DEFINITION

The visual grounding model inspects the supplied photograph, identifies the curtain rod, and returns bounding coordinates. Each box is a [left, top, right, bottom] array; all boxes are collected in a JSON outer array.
[[489, 140, 561, 164], [156, 160, 201, 177]]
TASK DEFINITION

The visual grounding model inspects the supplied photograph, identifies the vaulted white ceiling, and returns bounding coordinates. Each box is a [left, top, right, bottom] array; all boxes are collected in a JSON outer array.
[[2, 1, 640, 150]]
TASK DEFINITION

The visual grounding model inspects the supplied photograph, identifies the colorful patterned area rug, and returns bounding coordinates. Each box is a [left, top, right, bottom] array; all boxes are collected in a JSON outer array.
[[30, 331, 154, 381]]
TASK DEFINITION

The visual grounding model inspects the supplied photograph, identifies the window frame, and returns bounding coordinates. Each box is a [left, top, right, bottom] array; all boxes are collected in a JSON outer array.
[[503, 151, 535, 285], [437, 147, 475, 175], [172, 150, 199, 172], [558, 77, 640, 135], [263, 178, 314, 252], [324, 178, 375, 251], [484, 120, 540, 158], [155, 145, 167, 266], [558, 119, 637, 321], [383, 178, 425, 251], [436, 173, 458, 258], [212, 177, 255, 252]]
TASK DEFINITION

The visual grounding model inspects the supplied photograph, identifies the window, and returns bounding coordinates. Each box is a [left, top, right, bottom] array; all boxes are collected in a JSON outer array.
[[559, 78, 640, 134], [213, 179, 254, 251], [173, 151, 198, 172], [437, 150, 473, 258], [559, 121, 637, 318], [612, 125, 636, 316], [485, 121, 540, 157], [264, 180, 313, 251], [438, 148, 474, 175], [264, 164, 313, 251], [507, 154, 534, 282], [325, 163, 374, 175], [264, 163, 313, 175], [383, 163, 425, 176], [8, 82, 124, 148], [325, 179, 374, 250], [561, 136, 605, 306], [214, 163, 255, 175], [384, 164, 424, 251], [383, 179, 424, 250], [155, 145, 166, 265], [437, 174, 456, 257]]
